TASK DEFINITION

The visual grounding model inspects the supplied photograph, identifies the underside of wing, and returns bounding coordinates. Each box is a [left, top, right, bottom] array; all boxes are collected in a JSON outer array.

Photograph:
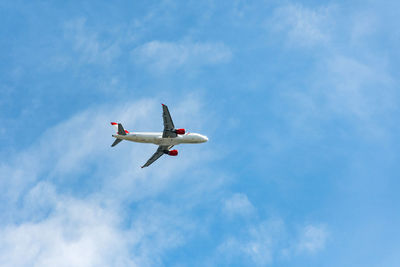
[[162, 104, 177, 138], [141, 145, 173, 168]]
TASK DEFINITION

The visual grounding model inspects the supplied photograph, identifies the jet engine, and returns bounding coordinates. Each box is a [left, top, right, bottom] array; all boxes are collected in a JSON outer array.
[[175, 128, 185, 135], [167, 149, 178, 156]]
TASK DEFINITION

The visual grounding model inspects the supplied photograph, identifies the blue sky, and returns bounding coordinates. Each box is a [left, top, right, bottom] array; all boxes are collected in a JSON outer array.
[[1, 0, 400, 266]]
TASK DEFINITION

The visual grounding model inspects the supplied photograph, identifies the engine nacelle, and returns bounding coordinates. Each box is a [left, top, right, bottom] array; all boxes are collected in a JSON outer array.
[[175, 128, 185, 135], [168, 149, 178, 156]]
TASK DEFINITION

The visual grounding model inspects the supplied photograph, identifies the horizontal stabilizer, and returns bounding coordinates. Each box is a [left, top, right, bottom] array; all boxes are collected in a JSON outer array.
[[111, 138, 123, 147]]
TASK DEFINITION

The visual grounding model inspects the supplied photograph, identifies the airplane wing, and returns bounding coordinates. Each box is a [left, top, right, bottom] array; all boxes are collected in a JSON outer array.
[[162, 104, 177, 138], [141, 145, 173, 168]]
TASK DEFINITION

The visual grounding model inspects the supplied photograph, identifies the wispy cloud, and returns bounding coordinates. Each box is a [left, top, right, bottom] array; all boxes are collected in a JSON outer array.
[[217, 195, 328, 265], [295, 224, 328, 254], [279, 54, 396, 143], [269, 3, 335, 47], [266, 2, 398, 142], [64, 18, 122, 65], [222, 193, 256, 218], [132, 40, 232, 73], [218, 217, 328, 266]]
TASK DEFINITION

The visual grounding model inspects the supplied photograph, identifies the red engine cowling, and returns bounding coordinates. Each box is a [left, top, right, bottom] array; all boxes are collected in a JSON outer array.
[[168, 149, 178, 156], [175, 128, 185, 135]]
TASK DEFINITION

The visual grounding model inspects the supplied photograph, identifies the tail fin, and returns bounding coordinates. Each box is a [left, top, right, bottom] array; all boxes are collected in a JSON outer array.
[[110, 122, 129, 147], [110, 122, 129, 135]]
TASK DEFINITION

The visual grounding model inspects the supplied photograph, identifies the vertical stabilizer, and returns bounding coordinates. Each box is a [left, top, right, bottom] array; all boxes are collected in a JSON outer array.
[[117, 123, 127, 135], [110, 122, 129, 147], [111, 122, 129, 135]]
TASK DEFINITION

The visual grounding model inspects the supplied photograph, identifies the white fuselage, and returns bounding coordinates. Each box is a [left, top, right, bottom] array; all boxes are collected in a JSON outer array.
[[112, 132, 208, 146]]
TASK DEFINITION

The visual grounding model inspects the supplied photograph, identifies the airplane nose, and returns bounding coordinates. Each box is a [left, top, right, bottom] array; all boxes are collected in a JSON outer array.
[[203, 136, 208, 142]]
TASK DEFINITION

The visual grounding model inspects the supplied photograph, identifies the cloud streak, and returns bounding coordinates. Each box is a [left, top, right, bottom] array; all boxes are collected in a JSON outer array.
[[270, 4, 335, 47], [223, 193, 256, 218], [132, 40, 232, 73], [64, 18, 122, 65], [218, 217, 328, 266]]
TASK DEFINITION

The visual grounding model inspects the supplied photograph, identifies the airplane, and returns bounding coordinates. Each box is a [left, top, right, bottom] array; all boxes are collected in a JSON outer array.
[[110, 104, 208, 168]]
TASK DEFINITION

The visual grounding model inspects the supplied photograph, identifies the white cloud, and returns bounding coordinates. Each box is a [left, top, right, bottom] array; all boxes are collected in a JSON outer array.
[[295, 224, 328, 254], [270, 4, 335, 47], [64, 18, 121, 64], [245, 219, 286, 265], [0, 199, 135, 267], [0, 96, 219, 266], [263, 2, 399, 148], [218, 236, 273, 266], [281, 54, 396, 141], [132, 40, 232, 73], [218, 219, 328, 265], [0, 194, 195, 267], [223, 193, 255, 218], [321, 56, 394, 118], [218, 219, 285, 265]]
